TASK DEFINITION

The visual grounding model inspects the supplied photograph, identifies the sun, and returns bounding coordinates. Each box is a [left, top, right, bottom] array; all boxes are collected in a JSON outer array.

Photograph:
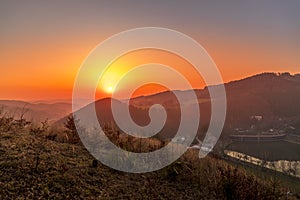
[[106, 86, 114, 93]]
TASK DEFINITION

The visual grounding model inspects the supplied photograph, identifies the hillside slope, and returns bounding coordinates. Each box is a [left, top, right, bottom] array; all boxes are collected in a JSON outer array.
[[0, 130, 290, 199]]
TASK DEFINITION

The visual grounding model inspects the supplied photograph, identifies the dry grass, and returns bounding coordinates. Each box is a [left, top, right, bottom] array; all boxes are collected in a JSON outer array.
[[0, 127, 296, 199]]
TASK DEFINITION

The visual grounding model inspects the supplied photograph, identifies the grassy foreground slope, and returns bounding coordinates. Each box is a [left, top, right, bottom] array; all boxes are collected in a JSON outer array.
[[1, 129, 295, 200]]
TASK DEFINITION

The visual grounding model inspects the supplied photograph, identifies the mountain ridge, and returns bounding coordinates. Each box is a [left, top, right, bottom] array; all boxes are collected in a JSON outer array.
[[55, 71, 300, 140], [3, 72, 300, 135]]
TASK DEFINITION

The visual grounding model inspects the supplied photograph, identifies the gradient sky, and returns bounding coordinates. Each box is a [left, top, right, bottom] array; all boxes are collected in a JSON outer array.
[[1, 0, 300, 100]]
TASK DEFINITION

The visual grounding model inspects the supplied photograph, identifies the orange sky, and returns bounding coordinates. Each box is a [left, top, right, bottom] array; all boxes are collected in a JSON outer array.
[[95, 49, 205, 99], [1, 33, 299, 101], [1, 1, 299, 101]]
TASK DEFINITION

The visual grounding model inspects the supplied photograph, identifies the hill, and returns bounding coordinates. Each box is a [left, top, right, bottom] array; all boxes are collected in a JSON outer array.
[[57, 72, 300, 140], [131, 72, 300, 131], [223, 72, 300, 131]]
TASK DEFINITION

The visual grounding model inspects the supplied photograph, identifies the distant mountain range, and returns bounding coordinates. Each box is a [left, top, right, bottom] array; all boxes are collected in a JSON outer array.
[[0, 100, 72, 123], [3, 72, 300, 137]]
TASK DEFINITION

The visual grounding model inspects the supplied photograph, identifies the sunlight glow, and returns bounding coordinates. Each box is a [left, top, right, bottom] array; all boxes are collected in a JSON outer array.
[[106, 86, 114, 93]]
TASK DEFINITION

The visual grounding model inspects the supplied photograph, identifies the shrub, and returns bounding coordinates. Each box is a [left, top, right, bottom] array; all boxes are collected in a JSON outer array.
[[64, 115, 81, 144], [0, 107, 31, 133]]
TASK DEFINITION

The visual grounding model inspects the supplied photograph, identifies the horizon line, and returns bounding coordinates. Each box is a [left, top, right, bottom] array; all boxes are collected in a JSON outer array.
[[1, 71, 299, 102]]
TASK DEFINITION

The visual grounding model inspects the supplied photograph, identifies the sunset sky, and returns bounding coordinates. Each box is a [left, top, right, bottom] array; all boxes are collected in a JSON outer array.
[[1, 0, 300, 101]]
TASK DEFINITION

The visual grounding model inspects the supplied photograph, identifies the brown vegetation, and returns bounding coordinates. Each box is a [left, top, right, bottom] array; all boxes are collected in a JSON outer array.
[[1, 117, 296, 199]]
